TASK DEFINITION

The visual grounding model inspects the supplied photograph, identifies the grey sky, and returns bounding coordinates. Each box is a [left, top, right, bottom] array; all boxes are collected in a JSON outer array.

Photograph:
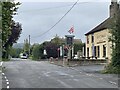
[[13, 0, 113, 44]]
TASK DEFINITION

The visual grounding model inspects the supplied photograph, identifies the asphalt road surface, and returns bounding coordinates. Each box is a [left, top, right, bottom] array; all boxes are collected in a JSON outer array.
[[2, 58, 118, 89]]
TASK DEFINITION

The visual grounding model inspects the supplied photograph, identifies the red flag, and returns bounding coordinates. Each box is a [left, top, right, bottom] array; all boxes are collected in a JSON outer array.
[[68, 26, 74, 34]]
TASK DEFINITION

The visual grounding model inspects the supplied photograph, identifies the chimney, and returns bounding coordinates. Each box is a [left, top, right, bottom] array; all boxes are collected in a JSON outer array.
[[110, 0, 119, 18], [111, 0, 117, 3]]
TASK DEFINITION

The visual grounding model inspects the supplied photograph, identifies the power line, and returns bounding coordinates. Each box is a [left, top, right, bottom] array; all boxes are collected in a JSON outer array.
[[18, 2, 89, 13], [19, 3, 77, 13], [19, 0, 105, 13], [32, 0, 79, 38]]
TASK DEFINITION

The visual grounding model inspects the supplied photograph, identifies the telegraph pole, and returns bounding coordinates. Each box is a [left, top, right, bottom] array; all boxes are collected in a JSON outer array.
[[29, 35, 31, 56]]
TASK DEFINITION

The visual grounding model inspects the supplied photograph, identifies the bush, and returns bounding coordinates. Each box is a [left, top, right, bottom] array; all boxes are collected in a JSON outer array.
[[9, 48, 23, 58], [32, 44, 44, 60], [2, 58, 10, 61], [102, 64, 120, 74]]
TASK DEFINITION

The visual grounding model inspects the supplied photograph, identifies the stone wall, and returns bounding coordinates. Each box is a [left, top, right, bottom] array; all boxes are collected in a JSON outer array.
[[49, 58, 107, 67]]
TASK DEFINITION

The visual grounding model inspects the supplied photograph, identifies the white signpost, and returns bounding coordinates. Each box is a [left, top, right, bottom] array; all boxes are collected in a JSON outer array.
[[43, 49, 47, 55], [60, 46, 63, 57]]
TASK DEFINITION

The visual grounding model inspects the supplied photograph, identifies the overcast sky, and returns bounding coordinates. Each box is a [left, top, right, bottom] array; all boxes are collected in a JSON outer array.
[[13, 0, 117, 44]]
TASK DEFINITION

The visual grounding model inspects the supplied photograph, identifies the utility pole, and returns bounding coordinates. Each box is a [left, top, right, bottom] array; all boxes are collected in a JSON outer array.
[[28, 35, 31, 56]]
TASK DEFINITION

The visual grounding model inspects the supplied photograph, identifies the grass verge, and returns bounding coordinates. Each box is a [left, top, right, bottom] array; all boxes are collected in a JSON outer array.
[[101, 64, 120, 74], [2, 58, 10, 61]]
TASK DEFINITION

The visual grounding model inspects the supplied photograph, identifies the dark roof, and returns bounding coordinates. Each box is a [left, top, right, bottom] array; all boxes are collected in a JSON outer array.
[[85, 17, 113, 35]]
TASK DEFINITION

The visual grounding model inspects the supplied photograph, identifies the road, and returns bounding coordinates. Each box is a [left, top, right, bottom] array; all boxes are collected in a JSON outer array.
[[2, 58, 118, 89]]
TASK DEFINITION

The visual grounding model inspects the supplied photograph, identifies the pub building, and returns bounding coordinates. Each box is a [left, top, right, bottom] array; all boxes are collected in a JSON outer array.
[[85, 0, 120, 62]]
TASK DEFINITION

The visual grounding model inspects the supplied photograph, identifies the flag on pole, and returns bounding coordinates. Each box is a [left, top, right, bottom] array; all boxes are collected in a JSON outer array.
[[68, 26, 74, 34]]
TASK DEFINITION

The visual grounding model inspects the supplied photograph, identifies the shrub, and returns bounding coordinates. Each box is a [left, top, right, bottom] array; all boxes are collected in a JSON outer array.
[[103, 64, 120, 74]]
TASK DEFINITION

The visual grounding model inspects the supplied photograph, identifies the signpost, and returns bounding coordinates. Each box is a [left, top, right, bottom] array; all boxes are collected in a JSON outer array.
[[65, 35, 75, 59], [62, 35, 74, 66]]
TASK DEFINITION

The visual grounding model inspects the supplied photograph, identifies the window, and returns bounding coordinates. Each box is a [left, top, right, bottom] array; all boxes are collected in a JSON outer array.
[[97, 46, 100, 58], [91, 46, 93, 56], [103, 45, 106, 57], [87, 36, 89, 44], [94, 46, 96, 57], [87, 47, 89, 57], [91, 34, 94, 43]]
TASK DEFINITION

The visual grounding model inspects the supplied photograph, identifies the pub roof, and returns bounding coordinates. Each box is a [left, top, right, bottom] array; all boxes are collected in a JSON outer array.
[[85, 17, 114, 35]]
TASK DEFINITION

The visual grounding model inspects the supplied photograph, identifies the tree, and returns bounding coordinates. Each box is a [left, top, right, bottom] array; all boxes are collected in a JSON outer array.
[[23, 39, 29, 55], [1, 1, 21, 59], [32, 44, 40, 60], [9, 47, 23, 58], [110, 10, 120, 67], [3, 22, 22, 56], [0, 2, 2, 29], [32, 44, 44, 60], [45, 43, 58, 58], [105, 10, 120, 74], [74, 43, 84, 54], [0, 2, 2, 60], [51, 34, 63, 45]]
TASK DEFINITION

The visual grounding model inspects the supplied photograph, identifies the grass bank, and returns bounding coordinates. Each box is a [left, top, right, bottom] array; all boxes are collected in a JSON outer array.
[[101, 64, 120, 74]]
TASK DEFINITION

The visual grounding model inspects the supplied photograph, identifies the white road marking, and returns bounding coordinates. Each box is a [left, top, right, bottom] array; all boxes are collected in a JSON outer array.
[[2, 73, 5, 75], [86, 74, 93, 76], [6, 79, 8, 82], [4, 76, 7, 79], [44, 72, 50, 77], [6, 82, 9, 85], [99, 78, 103, 80], [109, 81, 117, 85], [7, 86, 9, 89], [57, 79, 72, 88], [4, 75, 10, 89], [79, 72, 82, 73]]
